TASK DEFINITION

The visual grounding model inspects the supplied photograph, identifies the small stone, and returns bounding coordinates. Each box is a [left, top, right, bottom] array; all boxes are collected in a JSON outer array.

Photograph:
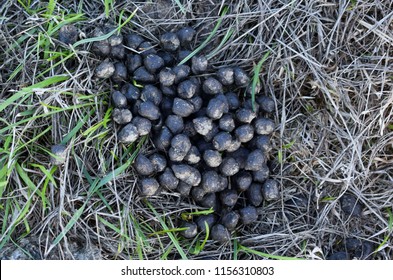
[[219, 189, 238, 207], [139, 178, 159, 196], [111, 91, 127, 108], [153, 126, 172, 151], [219, 157, 240, 177], [59, 25, 78, 45], [112, 108, 132, 124], [245, 149, 266, 171], [159, 168, 179, 190], [172, 164, 201, 186], [118, 123, 139, 144], [173, 65, 191, 84], [177, 27, 196, 46], [262, 179, 280, 201], [177, 80, 198, 99], [203, 77, 223, 95], [172, 98, 194, 117], [257, 95, 275, 113], [225, 92, 240, 110], [340, 194, 362, 217], [50, 144, 67, 165], [122, 83, 140, 101], [159, 68, 176, 87], [196, 214, 217, 233], [234, 171, 253, 192], [212, 132, 232, 152], [221, 211, 239, 231], [141, 85, 162, 106], [176, 181, 192, 196], [211, 224, 230, 243], [203, 149, 222, 168], [144, 54, 164, 74], [134, 154, 155, 176], [184, 146, 201, 165], [131, 116, 151, 136], [160, 32, 180, 52], [216, 67, 234, 86], [239, 206, 258, 225], [254, 118, 275, 135], [133, 67, 156, 83], [193, 117, 213, 136], [246, 183, 263, 206], [126, 54, 143, 73], [138, 41, 156, 57], [236, 108, 257, 123], [234, 67, 250, 87], [180, 221, 198, 238], [206, 94, 229, 119], [234, 124, 254, 143], [95, 61, 115, 79], [149, 153, 167, 173], [111, 62, 128, 83], [219, 114, 235, 132], [191, 55, 208, 74], [201, 171, 226, 193], [138, 101, 160, 121], [169, 134, 192, 162]]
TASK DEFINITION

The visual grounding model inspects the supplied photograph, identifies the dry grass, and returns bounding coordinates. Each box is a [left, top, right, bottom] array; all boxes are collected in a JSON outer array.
[[0, 0, 392, 259]]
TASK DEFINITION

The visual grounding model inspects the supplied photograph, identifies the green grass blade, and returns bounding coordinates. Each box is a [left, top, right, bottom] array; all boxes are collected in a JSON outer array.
[[239, 245, 302, 260], [250, 51, 270, 111]]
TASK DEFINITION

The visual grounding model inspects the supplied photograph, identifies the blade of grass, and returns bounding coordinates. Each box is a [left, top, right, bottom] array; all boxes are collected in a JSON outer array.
[[250, 51, 270, 111], [206, 27, 235, 60], [239, 245, 302, 260]]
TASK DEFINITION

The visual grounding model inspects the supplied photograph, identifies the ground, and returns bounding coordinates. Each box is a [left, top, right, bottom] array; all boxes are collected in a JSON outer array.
[[0, 0, 392, 260]]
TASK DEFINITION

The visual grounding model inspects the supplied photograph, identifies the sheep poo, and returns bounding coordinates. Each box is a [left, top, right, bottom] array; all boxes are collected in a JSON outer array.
[[219, 189, 238, 207], [327, 252, 349, 260], [139, 178, 159, 196], [246, 183, 263, 206], [245, 149, 266, 171], [234, 67, 250, 87], [228, 147, 250, 169], [203, 149, 222, 168], [133, 66, 155, 83], [144, 54, 164, 74], [239, 206, 258, 225], [108, 33, 123, 46], [166, 115, 184, 134], [253, 135, 272, 153], [212, 132, 232, 151], [169, 134, 192, 162], [134, 154, 155, 176], [262, 179, 280, 201], [111, 91, 127, 109], [253, 164, 270, 183], [203, 77, 223, 95], [92, 39, 110, 57], [200, 192, 221, 211], [236, 108, 257, 123], [180, 222, 198, 238], [189, 96, 203, 113], [221, 211, 239, 231], [219, 157, 240, 177], [173, 65, 190, 84], [172, 98, 194, 117], [153, 126, 172, 151], [59, 25, 79, 45], [257, 95, 275, 113], [177, 80, 198, 99], [178, 49, 192, 63], [234, 171, 253, 192], [254, 118, 275, 135], [176, 181, 192, 196], [149, 153, 167, 173], [126, 54, 143, 73], [138, 41, 156, 56], [158, 168, 179, 190], [172, 164, 201, 186], [219, 114, 235, 132], [157, 50, 175, 66], [177, 27, 196, 46], [234, 124, 254, 143], [196, 214, 217, 233], [201, 171, 226, 193], [184, 146, 201, 164], [160, 32, 180, 52], [340, 194, 362, 217], [138, 100, 160, 121], [225, 92, 240, 110], [124, 33, 144, 49], [132, 116, 152, 136], [191, 187, 206, 202], [50, 144, 67, 165], [191, 55, 208, 74], [159, 68, 176, 87], [141, 85, 162, 106], [112, 108, 132, 125], [216, 67, 234, 86], [211, 224, 230, 243], [193, 117, 213, 136], [206, 94, 228, 119], [110, 44, 125, 60], [122, 83, 140, 101], [118, 123, 139, 144], [95, 61, 115, 79]]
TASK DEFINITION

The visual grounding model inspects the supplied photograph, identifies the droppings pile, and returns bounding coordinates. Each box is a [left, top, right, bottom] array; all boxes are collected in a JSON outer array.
[[92, 24, 279, 243]]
